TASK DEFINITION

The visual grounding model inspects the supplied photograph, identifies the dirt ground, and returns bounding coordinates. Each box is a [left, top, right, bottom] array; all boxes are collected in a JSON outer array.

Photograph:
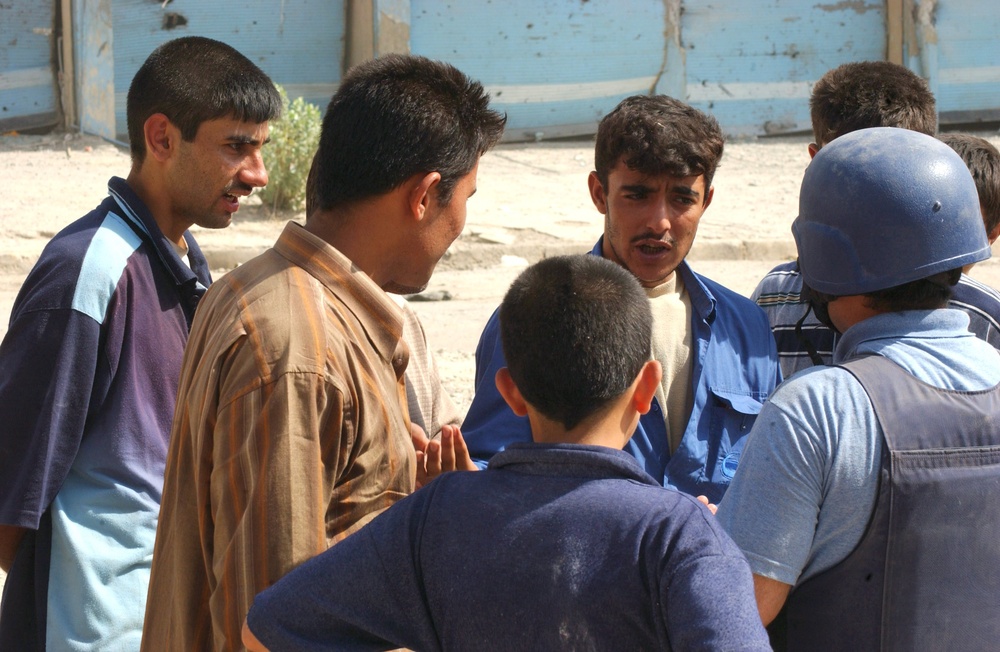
[[3, 129, 1000, 416]]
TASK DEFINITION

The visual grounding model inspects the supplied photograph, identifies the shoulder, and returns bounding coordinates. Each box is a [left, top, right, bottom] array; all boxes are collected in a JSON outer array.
[[765, 364, 875, 434], [693, 270, 768, 322], [751, 260, 803, 301], [687, 268, 775, 355], [952, 274, 1000, 310], [15, 205, 143, 321], [200, 251, 383, 383]]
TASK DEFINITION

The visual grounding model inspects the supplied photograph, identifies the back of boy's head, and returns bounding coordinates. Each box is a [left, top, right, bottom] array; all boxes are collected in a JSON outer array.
[[499, 255, 652, 431], [127, 36, 282, 165], [810, 61, 937, 147], [938, 133, 1000, 238], [593, 94, 725, 191], [310, 54, 506, 212]]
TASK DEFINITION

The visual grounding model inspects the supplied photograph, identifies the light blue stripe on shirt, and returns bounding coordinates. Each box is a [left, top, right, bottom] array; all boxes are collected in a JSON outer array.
[[71, 212, 142, 324]]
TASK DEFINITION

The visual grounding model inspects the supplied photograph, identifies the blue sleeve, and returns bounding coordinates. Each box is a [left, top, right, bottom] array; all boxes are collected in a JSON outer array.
[[663, 551, 772, 651], [655, 502, 771, 651], [246, 489, 442, 652], [0, 306, 100, 528], [460, 308, 532, 467]]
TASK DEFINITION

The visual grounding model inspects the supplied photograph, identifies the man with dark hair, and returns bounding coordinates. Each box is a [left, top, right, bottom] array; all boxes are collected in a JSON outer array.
[[241, 255, 771, 652], [463, 94, 780, 504], [938, 132, 1000, 349], [752, 61, 938, 377], [717, 128, 1000, 650], [808, 60, 937, 149], [142, 54, 505, 650], [0, 36, 280, 651]]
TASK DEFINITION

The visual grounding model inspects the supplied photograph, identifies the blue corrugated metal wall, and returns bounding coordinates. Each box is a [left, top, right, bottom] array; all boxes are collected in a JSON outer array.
[[923, 0, 1000, 122], [55, 0, 1000, 141], [105, 0, 345, 140], [408, 0, 895, 139], [410, 0, 673, 141], [0, 2, 59, 132], [681, 0, 887, 136]]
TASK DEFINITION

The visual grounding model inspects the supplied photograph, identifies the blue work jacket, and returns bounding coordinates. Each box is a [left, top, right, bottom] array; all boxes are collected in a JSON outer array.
[[462, 239, 781, 503]]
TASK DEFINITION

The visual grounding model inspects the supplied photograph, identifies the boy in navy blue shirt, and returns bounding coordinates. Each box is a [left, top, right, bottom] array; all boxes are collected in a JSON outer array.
[[243, 255, 769, 651]]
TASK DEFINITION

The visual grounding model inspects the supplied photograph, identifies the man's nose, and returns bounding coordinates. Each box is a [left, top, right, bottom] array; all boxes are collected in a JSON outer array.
[[241, 150, 269, 189]]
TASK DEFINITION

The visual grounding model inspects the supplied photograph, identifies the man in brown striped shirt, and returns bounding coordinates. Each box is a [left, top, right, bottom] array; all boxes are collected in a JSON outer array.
[[141, 54, 505, 651]]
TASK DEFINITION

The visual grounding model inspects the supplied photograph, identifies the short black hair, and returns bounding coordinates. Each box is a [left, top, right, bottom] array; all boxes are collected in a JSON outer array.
[[594, 95, 725, 193], [499, 255, 652, 431], [864, 269, 961, 312], [810, 61, 937, 146], [311, 54, 506, 211], [938, 133, 1000, 238], [127, 36, 282, 164]]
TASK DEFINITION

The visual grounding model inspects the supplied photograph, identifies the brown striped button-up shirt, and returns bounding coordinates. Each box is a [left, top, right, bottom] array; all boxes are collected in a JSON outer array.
[[141, 222, 416, 651]]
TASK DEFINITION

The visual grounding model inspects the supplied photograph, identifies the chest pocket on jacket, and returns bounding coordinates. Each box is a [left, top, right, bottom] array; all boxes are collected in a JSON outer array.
[[703, 388, 764, 486]]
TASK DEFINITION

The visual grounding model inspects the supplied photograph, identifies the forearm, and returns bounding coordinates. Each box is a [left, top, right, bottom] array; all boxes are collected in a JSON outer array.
[[0, 524, 27, 573], [754, 574, 792, 626]]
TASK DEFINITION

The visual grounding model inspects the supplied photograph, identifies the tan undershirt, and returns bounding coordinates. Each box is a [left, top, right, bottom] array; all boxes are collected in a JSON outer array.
[[647, 272, 694, 455], [171, 238, 191, 269]]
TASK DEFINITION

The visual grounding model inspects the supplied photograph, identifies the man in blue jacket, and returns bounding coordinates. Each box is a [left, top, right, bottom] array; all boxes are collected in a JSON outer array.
[[243, 254, 770, 652], [462, 95, 780, 503]]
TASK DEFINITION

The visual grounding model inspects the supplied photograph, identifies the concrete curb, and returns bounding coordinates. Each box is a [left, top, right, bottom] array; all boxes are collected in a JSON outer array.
[[4, 241, 998, 276]]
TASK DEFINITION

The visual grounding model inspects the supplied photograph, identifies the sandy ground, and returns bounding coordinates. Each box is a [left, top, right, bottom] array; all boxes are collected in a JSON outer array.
[[3, 129, 1000, 417], [2, 128, 1000, 592]]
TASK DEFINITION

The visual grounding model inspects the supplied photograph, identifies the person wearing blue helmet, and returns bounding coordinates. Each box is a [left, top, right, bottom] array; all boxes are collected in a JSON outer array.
[[716, 127, 1000, 651]]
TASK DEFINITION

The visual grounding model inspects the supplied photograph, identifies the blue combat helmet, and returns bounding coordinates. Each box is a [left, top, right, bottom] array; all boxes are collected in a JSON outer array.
[[793, 126, 990, 296]]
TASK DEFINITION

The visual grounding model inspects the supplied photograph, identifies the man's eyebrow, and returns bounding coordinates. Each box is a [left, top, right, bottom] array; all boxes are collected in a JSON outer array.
[[621, 183, 655, 193], [670, 184, 701, 199], [226, 134, 270, 146]]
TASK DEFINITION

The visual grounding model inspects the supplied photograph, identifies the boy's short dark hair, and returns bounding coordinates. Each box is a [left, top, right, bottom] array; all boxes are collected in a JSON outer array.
[[127, 36, 282, 164], [938, 133, 1000, 238], [499, 255, 652, 431], [311, 54, 506, 211], [594, 95, 725, 193], [810, 61, 937, 146]]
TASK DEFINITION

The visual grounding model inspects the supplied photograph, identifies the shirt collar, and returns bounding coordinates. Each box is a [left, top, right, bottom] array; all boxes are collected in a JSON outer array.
[[833, 309, 973, 364], [590, 236, 717, 323], [489, 442, 661, 487], [273, 222, 405, 365], [106, 176, 209, 290]]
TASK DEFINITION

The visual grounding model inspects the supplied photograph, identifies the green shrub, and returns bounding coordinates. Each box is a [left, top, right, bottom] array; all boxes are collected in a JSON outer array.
[[259, 85, 322, 212]]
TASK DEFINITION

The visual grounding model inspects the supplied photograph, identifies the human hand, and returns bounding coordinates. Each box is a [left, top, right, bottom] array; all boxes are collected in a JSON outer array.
[[696, 495, 718, 515], [411, 423, 478, 488]]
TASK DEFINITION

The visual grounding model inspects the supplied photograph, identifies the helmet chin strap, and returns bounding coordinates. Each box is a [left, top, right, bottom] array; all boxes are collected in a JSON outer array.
[[794, 307, 828, 367], [796, 282, 841, 367]]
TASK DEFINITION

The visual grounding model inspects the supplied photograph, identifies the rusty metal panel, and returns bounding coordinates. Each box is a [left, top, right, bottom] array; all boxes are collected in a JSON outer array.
[[410, 0, 671, 142], [681, 0, 887, 137], [106, 0, 346, 141], [0, 1, 59, 132]]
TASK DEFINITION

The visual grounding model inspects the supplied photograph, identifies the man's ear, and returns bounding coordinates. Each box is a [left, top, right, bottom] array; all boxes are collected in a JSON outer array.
[[407, 171, 443, 222], [807, 143, 820, 159], [987, 217, 1000, 246], [702, 184, 714, 210], [588, 171, 608, 214], [495, 368, 529, 417], [630, 360, 662, 415], [144, 113, 177, 163]]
